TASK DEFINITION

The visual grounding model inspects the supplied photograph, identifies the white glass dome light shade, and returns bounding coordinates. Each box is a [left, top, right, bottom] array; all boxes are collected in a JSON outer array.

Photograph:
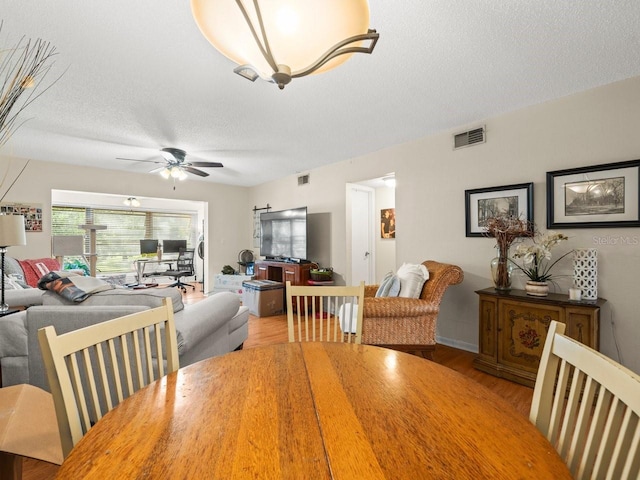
[[190, 0, 373, 80]]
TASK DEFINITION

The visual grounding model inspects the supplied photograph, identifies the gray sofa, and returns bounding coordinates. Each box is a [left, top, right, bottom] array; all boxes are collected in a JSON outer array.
[[0, 287, 249, 390]]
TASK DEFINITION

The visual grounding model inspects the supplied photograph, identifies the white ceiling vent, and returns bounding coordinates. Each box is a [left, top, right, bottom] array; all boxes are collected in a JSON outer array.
[[298, 174, 310, 186], [453, 126, 486, 150]]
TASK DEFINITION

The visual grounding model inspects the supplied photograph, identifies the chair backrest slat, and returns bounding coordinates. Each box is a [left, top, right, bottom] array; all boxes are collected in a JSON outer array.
[[68, 354, 91, 433], [106, 338, 124, 403], [130, 330, 145, 390], [286, 281, 365, 344], [530, 320, 640, 479], [38, 297, 179, 458], [119, 334, 135, 394], [93, 343, 114, 412]]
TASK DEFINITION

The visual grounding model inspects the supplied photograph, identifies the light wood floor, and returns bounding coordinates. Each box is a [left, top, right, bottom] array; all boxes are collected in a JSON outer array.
[[22, 285, 533, 480]]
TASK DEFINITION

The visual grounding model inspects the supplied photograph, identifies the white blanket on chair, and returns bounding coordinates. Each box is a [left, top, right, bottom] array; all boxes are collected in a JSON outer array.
[[338, 303, 359, 334]]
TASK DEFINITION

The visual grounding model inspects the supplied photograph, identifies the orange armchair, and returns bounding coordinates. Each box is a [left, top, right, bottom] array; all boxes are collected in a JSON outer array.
[[361, 260, 464, 359]]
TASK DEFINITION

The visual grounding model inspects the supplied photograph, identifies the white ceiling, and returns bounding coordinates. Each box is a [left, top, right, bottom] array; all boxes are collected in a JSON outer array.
[[2, 1, 640, 187]]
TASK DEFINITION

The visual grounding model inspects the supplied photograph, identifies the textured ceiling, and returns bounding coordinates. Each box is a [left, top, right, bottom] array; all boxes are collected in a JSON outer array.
[[2, 1, 640, 187]]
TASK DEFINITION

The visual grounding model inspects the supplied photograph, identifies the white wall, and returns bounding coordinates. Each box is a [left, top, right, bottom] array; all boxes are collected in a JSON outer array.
[[250, 76, 640, 374], [0, 157, 252, 288]]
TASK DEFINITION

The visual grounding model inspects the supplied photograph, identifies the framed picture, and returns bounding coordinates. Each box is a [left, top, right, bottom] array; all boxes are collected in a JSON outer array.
[[0, 202, 43, 232], [465, 183, 534, 237], [381, 208, 395, 238], [546, 159, 640, 228]]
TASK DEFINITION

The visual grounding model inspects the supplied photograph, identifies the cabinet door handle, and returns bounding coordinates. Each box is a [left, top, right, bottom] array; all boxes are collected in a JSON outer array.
[[285, 270, 294, 275]]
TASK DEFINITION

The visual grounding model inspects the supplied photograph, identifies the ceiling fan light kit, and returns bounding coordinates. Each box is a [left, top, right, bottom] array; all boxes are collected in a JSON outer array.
[[190, 0, 379, 89]]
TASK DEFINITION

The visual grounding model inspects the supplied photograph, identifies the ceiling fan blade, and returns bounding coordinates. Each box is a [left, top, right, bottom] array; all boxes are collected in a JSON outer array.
[[183, 167, 209, 177], [149, 166, 166, 173], [189, 161, 224, 168], [116, 157, 164, 165]]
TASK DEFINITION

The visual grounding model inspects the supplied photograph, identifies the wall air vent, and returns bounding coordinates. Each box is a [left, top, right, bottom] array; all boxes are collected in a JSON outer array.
[[453, 126, 486, 150], [298, 174, 310, 186]]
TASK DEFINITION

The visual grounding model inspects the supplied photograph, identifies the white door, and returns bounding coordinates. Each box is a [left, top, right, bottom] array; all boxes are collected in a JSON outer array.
[[347, 184, 374, 285]]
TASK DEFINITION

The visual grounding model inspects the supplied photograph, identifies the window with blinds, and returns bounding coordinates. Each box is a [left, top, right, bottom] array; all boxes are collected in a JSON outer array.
[[52, 206, 196, 273]]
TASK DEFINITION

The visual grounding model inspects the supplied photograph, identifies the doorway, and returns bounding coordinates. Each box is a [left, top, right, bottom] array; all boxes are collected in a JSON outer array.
[[346, 176, 396, 285]]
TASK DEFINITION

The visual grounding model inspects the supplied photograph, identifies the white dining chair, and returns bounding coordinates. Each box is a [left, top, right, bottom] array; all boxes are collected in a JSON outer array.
[[530, 320, 640, 479], [38, 298, 179, 458], [286, 281, 365, 344]]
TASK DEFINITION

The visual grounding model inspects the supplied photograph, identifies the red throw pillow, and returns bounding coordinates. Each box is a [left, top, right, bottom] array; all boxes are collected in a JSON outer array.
[[18, 258, 62, 287]]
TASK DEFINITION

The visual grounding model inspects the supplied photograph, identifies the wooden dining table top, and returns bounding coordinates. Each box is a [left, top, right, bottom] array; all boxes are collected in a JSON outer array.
[[55, 342, 571, 479]]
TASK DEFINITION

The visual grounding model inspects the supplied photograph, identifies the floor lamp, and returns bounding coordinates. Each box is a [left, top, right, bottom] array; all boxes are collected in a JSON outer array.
[[0, 215, 27, 316]]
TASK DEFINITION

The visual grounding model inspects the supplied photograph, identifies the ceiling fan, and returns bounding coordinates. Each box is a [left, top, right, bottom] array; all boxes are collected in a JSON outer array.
[[117, 147, 223, 179]]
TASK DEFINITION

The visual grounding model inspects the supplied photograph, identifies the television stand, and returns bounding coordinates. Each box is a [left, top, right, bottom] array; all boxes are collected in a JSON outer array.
[[254, 260, 312, 287]]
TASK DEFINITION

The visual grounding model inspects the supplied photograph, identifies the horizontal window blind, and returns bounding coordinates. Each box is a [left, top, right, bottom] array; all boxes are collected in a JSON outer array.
[[52, 206, 196, 273]]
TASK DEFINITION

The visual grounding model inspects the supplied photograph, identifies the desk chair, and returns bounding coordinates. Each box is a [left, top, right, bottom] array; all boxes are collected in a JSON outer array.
[[530, 321, 640, 479], [286, 281, 365, 344], [164, 248, 196, 292], [38, 298, 179, 458]]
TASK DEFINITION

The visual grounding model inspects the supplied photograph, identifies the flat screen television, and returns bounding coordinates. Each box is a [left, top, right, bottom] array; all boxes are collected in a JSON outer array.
[[140, 239, 159, 255], [163, 239, 187, 254], [260, 207, 307, 261]]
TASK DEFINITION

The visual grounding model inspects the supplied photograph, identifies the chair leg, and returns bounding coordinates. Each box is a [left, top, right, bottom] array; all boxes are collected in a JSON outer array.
[[0, 452, 22, 480]]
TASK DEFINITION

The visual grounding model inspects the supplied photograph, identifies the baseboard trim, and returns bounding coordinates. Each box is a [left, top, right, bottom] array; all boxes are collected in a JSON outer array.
[[436, 336, 478, 354]]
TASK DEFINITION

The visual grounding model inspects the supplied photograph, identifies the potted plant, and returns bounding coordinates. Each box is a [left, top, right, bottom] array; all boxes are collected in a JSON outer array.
[[511, 231, 572, 296]]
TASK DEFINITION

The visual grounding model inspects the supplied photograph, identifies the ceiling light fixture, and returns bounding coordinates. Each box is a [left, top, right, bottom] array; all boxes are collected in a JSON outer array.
[[123, 197, 140, 207], [190, 0, 379, 90], [383, 176, 396, 188]]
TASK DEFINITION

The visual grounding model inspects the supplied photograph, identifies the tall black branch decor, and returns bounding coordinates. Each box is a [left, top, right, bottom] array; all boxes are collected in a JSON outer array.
[[0, 21, 59, 199], [0, 22, 58, 147]]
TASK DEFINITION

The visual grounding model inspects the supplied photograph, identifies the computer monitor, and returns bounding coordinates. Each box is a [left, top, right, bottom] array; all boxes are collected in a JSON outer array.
[[163, 239, 187, 254], [140, 239, 159, 255]]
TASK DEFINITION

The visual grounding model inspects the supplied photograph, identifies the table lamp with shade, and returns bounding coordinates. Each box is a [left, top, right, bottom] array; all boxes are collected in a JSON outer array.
[[0, 215, 27, 315]]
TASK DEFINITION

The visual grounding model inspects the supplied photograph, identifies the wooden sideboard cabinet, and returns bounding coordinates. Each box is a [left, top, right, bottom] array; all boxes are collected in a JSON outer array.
[[473, 288, 606, 387], [254, 261, 312, 286]]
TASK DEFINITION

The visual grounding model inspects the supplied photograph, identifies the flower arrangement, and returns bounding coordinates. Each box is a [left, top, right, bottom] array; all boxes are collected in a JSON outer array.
[[511, 231, 571, 282], [484, 215, 532, 289]]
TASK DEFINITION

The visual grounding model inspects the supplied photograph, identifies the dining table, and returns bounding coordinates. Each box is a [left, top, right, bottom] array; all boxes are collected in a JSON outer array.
[[55, 342, 571, 479]]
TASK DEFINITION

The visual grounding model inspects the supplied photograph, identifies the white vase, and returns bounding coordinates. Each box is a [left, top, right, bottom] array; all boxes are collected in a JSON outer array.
[[525, 280, 549, 297], [573, 248, 597, 300]]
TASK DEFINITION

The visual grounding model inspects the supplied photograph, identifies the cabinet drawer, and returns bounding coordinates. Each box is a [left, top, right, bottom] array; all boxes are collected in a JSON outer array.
[[255, 266, 268, 280]]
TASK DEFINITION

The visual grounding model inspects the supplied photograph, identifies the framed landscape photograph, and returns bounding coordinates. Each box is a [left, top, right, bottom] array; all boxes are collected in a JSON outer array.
[[465, 183, 533, 237], [546, 159, 640, 228]]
